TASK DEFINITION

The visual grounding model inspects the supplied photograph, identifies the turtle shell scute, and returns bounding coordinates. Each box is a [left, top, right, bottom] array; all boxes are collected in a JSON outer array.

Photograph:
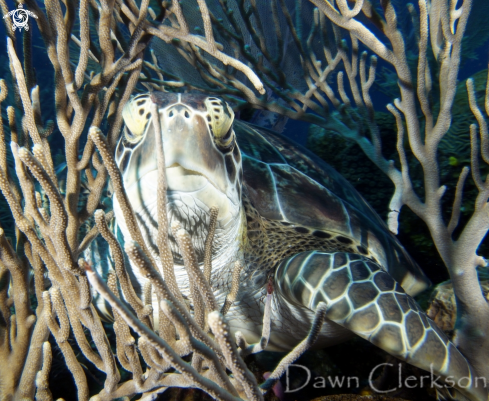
[[349, 261, 371, 281], [371, 324, 404, 354], [268, 163, 351, 232], [376, 293, 403, 323], [405, 311, 425, 348], [347, 303, 380, 332], [348, 282, 379, 309], [242, 157, 283, 221], [326, 298, 351, 320], [322, 268, 350, 300], [373, 271, 396, 291], [410, 330, 447, 372]]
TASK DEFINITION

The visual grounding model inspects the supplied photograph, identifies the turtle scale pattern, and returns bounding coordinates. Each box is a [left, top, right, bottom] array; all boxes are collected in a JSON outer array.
[[104, 92, 487, 401], [235, 122, 429, 296]]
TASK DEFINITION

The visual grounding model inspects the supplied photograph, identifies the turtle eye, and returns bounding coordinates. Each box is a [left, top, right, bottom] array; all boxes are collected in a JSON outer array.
[[122, 95, 151, 143], [205, 97, 235, 151], [123, 126, 139, 142], [123, 124, 148, 145], [222, 127, 233, 142], [217, 126, 235, 152]]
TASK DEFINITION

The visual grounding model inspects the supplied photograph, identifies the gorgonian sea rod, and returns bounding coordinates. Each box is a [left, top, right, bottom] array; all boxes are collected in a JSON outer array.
[[0, 1, 488, 400]]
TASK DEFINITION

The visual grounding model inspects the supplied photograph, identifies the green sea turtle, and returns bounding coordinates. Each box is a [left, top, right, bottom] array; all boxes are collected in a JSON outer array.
[[105, 92, 486, 400]]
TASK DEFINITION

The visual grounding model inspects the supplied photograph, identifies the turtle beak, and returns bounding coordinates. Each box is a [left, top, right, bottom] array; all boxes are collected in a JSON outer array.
[[157, 102, 230, 196]]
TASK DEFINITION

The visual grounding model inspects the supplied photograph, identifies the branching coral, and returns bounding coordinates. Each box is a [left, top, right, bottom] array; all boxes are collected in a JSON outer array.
[[316, 0, 489, 387]]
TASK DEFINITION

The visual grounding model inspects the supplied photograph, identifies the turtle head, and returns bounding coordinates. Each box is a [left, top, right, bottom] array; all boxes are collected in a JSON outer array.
[[114, 92, 244, 259]]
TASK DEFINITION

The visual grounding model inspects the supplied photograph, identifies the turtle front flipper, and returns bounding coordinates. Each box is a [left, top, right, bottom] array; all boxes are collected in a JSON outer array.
[[275, 251, 487, 401]]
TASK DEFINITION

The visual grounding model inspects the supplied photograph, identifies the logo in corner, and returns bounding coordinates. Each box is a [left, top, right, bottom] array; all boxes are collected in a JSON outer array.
[[3, 3, 38, 32]]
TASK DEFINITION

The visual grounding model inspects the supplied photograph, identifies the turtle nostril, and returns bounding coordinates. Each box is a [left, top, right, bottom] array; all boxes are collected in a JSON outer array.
[[167, 105, 191, 119]]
